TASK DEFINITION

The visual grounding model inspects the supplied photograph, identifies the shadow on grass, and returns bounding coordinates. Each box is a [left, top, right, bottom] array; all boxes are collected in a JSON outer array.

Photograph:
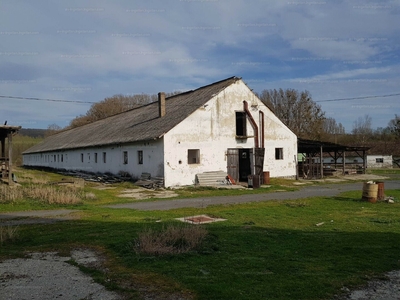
[[2, 217, 400, 300]]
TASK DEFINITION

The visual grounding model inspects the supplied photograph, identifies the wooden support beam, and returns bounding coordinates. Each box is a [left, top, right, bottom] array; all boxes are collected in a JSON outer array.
[[363, 150, 366, 174], [320, 145, 323, 179], [342, 151, 346, 175], [8, 132, 13, 185], [1, 137, 5, 158]]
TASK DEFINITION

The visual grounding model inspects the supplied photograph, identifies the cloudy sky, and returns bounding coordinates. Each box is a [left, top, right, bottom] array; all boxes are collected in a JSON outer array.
[[1, 0, 399, 132]]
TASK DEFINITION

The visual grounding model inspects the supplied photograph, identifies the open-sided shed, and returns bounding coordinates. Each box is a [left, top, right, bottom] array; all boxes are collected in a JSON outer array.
[[298, 138, 370, 179]]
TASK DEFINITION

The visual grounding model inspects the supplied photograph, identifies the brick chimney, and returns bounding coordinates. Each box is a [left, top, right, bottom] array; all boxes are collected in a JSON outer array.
[[158, 92, 166, 117]]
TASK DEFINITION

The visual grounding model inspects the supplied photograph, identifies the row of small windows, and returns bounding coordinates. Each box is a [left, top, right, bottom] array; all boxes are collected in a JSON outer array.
[[79, 150, 144, 165], [27, 154, 68, 163]]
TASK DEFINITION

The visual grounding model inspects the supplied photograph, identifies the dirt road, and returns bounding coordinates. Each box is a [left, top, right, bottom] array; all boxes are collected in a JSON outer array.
[[105, 180, 400, 211]]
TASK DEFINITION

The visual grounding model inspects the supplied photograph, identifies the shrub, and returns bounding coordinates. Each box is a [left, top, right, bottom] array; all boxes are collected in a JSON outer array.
[[0, 225, 19, 246], [133, 224, 208, 256]]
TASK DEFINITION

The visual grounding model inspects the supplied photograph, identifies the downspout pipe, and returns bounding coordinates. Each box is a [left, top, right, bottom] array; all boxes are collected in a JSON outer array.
[[259, 111, 264, 148], [243, 100, 259, 148]]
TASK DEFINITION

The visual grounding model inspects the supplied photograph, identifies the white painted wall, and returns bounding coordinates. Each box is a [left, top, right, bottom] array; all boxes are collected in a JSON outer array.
[[163, 80, 297, 187], [23, 139, 164, 179], [367, 155, 393, 168]]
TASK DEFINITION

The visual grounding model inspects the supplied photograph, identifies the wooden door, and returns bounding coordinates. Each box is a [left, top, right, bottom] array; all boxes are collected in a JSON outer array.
[[226, 148, 239, 182]]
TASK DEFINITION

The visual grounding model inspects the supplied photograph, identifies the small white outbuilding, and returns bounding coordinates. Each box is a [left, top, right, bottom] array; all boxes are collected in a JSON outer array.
[[23, 77, 297, 187], [366, 155, 393, 169]]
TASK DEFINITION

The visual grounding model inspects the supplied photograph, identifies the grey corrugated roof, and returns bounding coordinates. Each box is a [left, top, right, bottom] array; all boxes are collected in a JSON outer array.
[[24, 76, 241, 154]]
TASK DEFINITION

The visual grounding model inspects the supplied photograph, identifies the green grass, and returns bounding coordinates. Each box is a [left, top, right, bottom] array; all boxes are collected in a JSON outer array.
[[367, 168, 400, 175], [1, 168, 400, 299]]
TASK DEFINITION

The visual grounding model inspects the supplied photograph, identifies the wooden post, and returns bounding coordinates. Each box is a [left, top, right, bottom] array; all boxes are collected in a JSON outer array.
[[334, 150, 337, 169], [320, 145, 323, 179], [342, 151, 346, 175], [8, 132, 13, 185], [363, 150, 366, 174], [1, 137, 4, 158]]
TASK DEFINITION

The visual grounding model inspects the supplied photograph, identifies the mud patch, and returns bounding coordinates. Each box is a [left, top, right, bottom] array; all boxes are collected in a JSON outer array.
[[118, 187, 178, 200], [0, 210, 81, 226]]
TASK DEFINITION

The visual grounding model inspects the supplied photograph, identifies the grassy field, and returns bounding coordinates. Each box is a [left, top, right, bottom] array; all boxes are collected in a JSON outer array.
[[1, 168, 399, 299]]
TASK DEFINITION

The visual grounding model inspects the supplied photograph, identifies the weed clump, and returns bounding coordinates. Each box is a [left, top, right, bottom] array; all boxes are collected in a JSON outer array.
[[133, 224, 208, 256], [0, 225, 19, 246]]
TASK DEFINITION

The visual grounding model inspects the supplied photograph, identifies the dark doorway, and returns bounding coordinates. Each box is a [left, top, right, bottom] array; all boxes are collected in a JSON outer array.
[[239, 149, 251, 181]]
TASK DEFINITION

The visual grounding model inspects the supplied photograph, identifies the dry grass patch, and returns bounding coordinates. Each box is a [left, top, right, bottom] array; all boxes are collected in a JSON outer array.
[[133, 224, 208, 256], [26, 185, 83, 205], [0, 185, 23, 203], [0, 184, 84, 205]]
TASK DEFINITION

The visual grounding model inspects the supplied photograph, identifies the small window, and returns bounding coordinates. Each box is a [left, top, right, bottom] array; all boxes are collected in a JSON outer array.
[[353, 159, 358, 163], [138, 150, 143, 164], [188, 149, 200, 164], [103, 152, 106, 163], [236, 111, 247, 136], [123, 151, 128, 164], [87, 153, 91, 163], [275, 148, 283, 160], [94, 153, 98, 163], [376, 158, 383, 163], [61, 154, 63, 162], [81, 153, 84, 163]]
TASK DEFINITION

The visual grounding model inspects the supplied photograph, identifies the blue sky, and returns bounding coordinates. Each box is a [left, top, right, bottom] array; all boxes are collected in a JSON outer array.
[[1, 0, 399, 132]]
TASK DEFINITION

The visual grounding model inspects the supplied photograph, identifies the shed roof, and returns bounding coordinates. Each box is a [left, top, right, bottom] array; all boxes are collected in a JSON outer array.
[[24, 76, 241, 154], [298, 138, 370, 153], [0, 125, 21, 139]]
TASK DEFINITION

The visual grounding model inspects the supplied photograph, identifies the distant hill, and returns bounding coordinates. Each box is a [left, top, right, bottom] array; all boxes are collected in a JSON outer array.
[[19, 128, 47, 138]]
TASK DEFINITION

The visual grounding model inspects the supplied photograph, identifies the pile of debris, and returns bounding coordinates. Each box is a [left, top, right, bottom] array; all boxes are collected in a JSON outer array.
[[384, 196, 395, 204], [54, 170, 164, 189], [57, 170, 134, 184], [134, 173, 164, 189]]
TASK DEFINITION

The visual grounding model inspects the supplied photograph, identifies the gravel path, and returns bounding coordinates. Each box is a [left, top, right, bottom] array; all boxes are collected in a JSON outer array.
[[0, 250, 121, 300], [105, 180, 400, 211]]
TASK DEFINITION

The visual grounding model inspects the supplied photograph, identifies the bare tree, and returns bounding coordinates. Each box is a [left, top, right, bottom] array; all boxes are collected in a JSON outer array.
[[387, 114, 400, 139], [68, 94, 158, 128], [352, 115, 373, 145], [45, 123, 62, 137], [321, 117, 346, 143], [258, 89, 325, 140]]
